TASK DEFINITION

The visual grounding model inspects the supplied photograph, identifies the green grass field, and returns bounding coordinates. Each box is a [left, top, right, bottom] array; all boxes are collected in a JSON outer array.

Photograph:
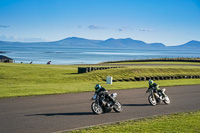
[[1, 61, 200, 132], [0, 62, 200, 98], [69, 110, 200, 133]]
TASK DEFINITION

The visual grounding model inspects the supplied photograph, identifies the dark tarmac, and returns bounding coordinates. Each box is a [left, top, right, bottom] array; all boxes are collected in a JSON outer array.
[[0, 85, 200, 133]]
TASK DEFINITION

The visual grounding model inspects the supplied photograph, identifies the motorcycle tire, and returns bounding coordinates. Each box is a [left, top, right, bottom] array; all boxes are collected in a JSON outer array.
[[148, 95, 157, 106], [91, 102, 103, 115], [113, 101, 123, 113], [163, 95, 170, 105]]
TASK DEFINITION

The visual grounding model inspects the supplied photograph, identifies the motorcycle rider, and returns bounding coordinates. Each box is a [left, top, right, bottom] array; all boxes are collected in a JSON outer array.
[[95, 84, 116, 106], [147, 80, 165, 98]]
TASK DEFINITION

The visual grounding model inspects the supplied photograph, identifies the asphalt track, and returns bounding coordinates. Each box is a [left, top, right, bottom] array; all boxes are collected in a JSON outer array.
[[0, 85, 200, 133]]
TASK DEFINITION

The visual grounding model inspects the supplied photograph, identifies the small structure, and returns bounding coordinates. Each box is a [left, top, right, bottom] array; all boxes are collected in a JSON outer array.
[[0, 55, 14, 63], [106, 76, 113, 84]]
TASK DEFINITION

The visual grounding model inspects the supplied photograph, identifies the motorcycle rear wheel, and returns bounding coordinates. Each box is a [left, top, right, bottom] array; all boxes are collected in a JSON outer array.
[[91, 102, 103, 115], [148, 95, 157, 106]]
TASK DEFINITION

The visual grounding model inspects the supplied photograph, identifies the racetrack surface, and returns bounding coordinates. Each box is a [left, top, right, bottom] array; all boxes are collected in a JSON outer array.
[[0, 85, 200, 133]]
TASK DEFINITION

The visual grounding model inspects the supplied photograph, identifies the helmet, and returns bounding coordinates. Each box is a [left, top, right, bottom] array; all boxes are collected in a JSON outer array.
[[148, 80, 154, 85], [95, 84, 101, 91]]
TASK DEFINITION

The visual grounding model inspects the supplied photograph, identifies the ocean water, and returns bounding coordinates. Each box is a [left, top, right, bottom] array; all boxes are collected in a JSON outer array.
[[1, 45, 200, 65]]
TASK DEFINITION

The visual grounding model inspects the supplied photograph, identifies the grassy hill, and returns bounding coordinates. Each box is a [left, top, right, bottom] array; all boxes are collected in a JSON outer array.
[[0, 62, 200, 98]]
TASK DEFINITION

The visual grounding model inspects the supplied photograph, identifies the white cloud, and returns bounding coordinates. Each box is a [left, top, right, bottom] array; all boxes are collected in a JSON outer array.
[[88, 25, 105, 30], [139, 28, 153, 32], [0, 25, 10, 28], [0, 35, 46, 42], [118, 28, 123, 31], [118, 26, 131, 32]]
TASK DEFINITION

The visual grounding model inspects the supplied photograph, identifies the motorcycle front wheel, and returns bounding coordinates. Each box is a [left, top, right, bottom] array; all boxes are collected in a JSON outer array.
[[113, 101, 123, 112], [148, 95, 157, 106], [91, 102, 103, 115], [163, 95, 170, 105]]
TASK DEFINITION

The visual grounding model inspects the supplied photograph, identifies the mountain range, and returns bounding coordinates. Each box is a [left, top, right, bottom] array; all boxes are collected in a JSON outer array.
[[0, 37, 200, 49]]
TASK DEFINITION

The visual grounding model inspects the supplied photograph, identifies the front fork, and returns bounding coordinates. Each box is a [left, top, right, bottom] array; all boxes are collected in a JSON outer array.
[[151, 91, 156, 99], [95, 95, 100, 105]]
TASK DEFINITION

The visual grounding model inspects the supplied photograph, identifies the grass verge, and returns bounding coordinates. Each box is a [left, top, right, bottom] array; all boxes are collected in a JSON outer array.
[[69, 110, 200, 133]]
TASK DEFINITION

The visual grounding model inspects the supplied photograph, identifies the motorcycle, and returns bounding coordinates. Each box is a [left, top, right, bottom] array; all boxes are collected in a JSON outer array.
[[91, 92, 123, 115], [146, 88, 170, 106]]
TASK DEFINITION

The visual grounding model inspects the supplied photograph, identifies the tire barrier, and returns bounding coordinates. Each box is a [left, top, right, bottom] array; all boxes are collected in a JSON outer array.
[[104, 75, 200, 82], [78, 67, 122, 73]]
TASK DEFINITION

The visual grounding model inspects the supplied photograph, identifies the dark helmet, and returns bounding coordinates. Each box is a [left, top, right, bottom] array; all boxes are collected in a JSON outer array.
[[95, 84, 101, 91], [148, 80, 154, 85]]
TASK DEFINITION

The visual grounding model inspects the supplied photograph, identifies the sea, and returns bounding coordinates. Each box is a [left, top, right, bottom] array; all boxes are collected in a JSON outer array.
[[1, 45, 200, 65]]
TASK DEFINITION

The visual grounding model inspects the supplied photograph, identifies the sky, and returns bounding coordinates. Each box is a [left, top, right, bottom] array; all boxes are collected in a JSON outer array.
[[0, 0, 200, 46]]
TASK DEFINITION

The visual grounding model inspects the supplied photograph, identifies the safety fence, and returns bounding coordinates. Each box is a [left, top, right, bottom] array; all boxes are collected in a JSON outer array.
[[78, 67, 122, 73]]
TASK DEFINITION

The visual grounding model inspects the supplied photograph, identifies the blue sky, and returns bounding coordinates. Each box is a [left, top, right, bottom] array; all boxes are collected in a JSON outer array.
[[0, 0, 200, 46]]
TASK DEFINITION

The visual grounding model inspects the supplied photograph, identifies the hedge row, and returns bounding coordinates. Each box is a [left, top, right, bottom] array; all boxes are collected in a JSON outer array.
[[103, 75, 200, 82], [103, 58, 200, 64]]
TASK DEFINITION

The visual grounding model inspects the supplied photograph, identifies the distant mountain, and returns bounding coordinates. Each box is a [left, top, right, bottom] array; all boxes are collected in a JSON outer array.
[[47, 37, 166, 49], [51, 37, 101, 47], [147, 43, 166, 48], [167, 40, 200, 49], [177, 40, 200, 48], [0, 37, 199, 49], [98, 38, 147, 48]]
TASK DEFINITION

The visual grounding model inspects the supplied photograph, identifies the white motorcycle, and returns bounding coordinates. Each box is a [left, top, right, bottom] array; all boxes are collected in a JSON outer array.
[[146, 88, 170, 106]]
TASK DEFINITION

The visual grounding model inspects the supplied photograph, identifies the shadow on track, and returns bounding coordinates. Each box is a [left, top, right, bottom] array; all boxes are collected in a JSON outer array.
[[122, 104, 150, 106], [25, 112, 94, 116]]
